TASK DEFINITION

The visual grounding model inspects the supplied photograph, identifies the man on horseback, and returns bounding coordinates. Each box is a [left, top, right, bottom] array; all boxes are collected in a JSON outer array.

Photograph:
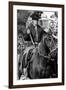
[[20, 11, 47, 79], [19, 11, 58, 79]]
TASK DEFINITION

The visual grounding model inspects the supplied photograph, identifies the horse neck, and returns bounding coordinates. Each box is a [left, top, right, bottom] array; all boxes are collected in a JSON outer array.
[[38, 36, 50, 56]]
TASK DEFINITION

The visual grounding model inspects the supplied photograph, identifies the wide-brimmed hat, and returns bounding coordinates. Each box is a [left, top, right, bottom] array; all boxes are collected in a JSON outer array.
[[30, 11, 43, 20]]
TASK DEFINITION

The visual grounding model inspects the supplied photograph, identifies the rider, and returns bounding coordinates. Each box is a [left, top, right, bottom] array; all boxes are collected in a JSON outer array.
[[24, 11, 46, 45], [21, 12, 46, 79]]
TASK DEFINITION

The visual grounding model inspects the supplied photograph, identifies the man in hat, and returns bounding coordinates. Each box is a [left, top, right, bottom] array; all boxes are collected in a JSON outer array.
[[21, 11, 47, 79], [25, 11, 46, 45]]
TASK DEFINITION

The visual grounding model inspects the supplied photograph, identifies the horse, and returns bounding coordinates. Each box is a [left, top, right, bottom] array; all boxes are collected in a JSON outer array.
[[27, 47, 51, 79], [18, 27, 58, 79], [20, 33, 58, 79]]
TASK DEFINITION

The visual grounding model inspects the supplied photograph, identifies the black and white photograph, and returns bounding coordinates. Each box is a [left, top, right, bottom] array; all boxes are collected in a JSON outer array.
[[9, 2, 64, 88], [17, 10, 58, 80]]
